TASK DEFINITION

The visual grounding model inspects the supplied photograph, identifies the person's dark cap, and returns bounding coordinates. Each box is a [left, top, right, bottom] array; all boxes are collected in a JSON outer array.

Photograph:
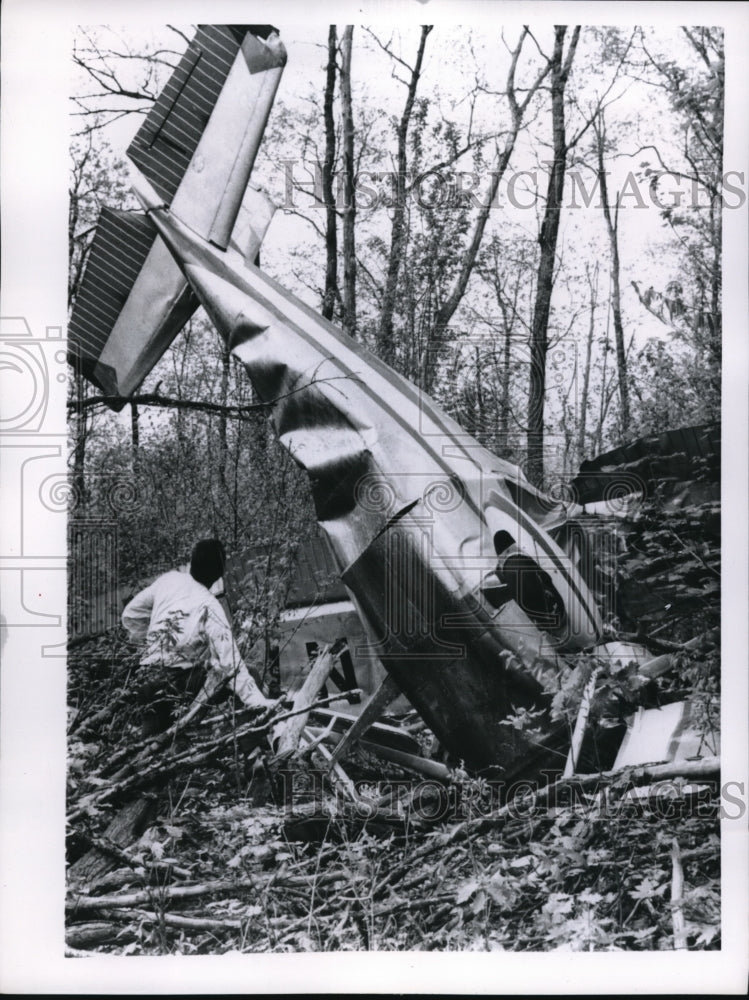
[[189, 538, 226, 587]]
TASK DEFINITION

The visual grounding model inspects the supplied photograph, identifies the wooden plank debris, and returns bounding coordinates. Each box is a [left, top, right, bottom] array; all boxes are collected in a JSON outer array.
[[271, 646, 335, 760]]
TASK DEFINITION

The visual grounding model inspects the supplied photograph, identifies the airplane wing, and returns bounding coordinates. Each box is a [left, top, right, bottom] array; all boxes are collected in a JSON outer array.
[[68, 24, 285, 404]]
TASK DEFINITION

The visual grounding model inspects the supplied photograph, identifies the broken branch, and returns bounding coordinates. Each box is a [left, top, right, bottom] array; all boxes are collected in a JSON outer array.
[[272, 646, 335, 759], [670, 838, 688, 949]]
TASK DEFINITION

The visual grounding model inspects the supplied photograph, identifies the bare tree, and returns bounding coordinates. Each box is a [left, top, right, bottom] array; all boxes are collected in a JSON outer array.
[[525, 26, 636, 485], [578, 262, 599, 460], [340, 26, 357, 336], [321, 26, 340, 321], [476, 235, 536, 457], [70, 26, 183, 132], [374, 25, 433, 365], [594, 110, 630, 435], [629, 27, 723, 420], [526, 26, 581, 487], [431, 29, 552, 346]]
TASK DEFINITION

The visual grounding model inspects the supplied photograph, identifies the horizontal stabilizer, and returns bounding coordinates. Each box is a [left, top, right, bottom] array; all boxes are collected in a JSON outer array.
[[67, 208, 160, 394]]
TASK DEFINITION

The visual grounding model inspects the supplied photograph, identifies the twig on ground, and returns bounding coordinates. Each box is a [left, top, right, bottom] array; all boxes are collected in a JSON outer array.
[[67, 692, 363, 823], [670, 838, 688, 949]]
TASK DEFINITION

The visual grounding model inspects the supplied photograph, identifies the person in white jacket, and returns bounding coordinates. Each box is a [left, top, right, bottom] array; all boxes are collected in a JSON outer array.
[[122, 538, 275, 734]]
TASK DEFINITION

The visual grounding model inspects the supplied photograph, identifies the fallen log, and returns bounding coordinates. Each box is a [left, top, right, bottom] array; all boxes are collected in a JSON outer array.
[[97, 907, 245, 932], [670, 838, 688, 949], [639, 631, 720, 681], [68, 796, 158, 886], [69, 703, 281, 883], [374, 755, 723, 868], [342, 738, 453, 782], [84, 862, 191, 895], [546, 755, 721, 793], [69, 688, 136, 739], [372, 891, 455, 920], [68, 869, 350, 914], [443, 755, 723, 843], [65, 921, 130, 949], [68, 877, 259, 913]]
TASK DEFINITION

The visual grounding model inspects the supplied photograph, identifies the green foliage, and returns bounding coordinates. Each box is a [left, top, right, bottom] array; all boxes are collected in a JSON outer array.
[[617, 488, 720, 636], [626, 28, 723, 433], [73, 322, 316, 588]]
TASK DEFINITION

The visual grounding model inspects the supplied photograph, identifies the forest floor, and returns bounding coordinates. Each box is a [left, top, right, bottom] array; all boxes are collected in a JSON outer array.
[[66, 630, 721, 956]]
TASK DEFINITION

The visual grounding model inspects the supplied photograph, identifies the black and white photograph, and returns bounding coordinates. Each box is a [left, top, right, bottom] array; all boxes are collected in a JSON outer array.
[[1, 0, 747, 993]]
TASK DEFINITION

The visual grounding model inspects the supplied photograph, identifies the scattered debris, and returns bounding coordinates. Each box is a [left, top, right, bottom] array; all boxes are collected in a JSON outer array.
[[67, 609, 721, 954]]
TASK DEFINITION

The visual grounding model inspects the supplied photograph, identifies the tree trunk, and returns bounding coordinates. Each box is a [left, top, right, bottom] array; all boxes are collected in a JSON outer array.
[[72, 370, 89, 507], [578, 262, 598, 460], [376, 25, 432, 365], [595, 113, 630, 435], [499, 332, 511, 455], [340, 26, 357, 337], [430, 29, 553, 360], [218, 344, 230, 487], [473, 346, 485, 441], [493, 265, 519, 458], [707, 199, 722, 409], [322, 25, 339, 321], [526, 26, 579, 487], [130, 401, 140, 476], [593, 328, 618, 456]]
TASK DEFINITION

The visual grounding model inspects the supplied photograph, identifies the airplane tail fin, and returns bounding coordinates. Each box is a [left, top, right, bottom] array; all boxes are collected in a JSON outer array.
[[68, 24, 284, 405], [126, 23, 285, 249]]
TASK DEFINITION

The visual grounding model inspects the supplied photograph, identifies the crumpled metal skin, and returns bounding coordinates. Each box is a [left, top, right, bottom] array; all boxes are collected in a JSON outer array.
[[139, 188, 603, 774]]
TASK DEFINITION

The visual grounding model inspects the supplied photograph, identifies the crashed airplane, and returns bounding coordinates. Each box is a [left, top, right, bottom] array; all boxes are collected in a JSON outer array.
[[68, 25, 718, 779]]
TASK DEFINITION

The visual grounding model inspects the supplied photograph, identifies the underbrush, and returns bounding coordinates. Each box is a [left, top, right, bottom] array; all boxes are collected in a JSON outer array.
[[66, 630, 721, 955]]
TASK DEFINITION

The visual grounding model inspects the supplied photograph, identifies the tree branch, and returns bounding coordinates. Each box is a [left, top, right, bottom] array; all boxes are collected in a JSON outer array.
[[67, 371, 364, 419], [68, 392, 265, 418], [429, 28, 552, 344]]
